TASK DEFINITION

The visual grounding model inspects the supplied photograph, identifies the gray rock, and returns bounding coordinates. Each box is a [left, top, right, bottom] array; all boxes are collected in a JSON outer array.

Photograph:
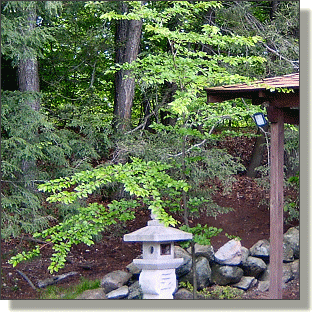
[[282, 263, 294, 284], [241, 256, 267, 278], [257, 274, 292, 292], [195, 256, 212, 290], [240, 247, 250, 265], [259, 265, 270, 281], [75, 288, 106, 299], [214, 240, 242, 265], [180, 256, 212, 290], [127, 281, 143, 299], [283, 241, 294, 262], [101, 270, 132, 294], [174, 288, 193, 299], [187, 243, 215, 265], [126, 260, 142, 277], [232, 276, 257, 291], [174, 246, 192, 278], [211, 265, 244, 286], [258, 263, 294, 284], [106, 285, 129, 299], [289, 259, 299, 279], [257, 280, 270, 292], [250, 239, 270, 261], [284, 227, 299, 258]]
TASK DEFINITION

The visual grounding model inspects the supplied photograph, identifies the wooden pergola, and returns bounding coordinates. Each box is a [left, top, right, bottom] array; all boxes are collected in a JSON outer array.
[[204, 73, 299, 299]]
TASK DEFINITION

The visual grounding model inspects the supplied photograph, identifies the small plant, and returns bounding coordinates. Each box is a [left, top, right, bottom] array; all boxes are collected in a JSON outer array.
[[225, 233, 242, 241], [179, 223, 222, 248], [179, 281, 194, 292], [204, 285, 243, 300], [178, 281, 243, 299]]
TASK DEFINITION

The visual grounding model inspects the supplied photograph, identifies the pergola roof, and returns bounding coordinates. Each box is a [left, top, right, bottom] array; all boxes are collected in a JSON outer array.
[[205, 73, 299, 124], [205, 73, 299, 93]]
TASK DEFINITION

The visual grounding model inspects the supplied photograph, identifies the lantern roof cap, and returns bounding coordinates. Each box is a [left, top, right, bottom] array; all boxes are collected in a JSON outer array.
[[123, 219, 193, 242]]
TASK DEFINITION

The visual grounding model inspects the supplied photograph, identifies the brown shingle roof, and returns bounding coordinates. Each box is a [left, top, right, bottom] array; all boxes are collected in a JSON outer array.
[[204, 73, 300, 106], [205, 73, 299, 93]]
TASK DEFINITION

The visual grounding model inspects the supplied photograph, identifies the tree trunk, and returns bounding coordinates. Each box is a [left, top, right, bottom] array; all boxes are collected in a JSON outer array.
[[113, 2, 142, 132], [247, 132, 267, 178], [18, 58, 40, 111], [17, 2, 40, 179], [270, 1, 279, 21]]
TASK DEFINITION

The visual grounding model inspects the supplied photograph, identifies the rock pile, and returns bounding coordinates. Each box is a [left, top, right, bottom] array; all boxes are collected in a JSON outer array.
[[75, 226, 299, 299]]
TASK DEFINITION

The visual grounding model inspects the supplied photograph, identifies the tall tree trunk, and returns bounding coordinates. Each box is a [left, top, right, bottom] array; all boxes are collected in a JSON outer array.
[[18, 58, 40, 111], [113, 2, 142, 132], [17, 2, 40, 181], [270, 1, 279, 21]]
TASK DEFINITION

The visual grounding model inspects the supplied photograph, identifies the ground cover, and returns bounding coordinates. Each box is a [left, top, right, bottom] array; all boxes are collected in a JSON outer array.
[[1, 173, 299, 300]]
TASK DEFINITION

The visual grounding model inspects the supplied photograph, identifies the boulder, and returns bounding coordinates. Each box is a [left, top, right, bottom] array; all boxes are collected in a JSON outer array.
[[289, 259, 299, 279], [75, 288, 106, 299], [258, 263, 294, 284], [282, 263, 294, 284], [250, 239, 270, 261], [284, 227, 299, 259], [211, 265, 244, 286], [126, 260, 142, 278], [195, 256, 212, 290], [232, 276, 257, 291], [283, 241, 294, 262], [241, 256, 267, 278], [257, 280, 270, 292], [127, 281, 143, 299], [187, 243, 215, 265], [174, 288, 193, 300], [214, 240, 242, 265], [258, 265, 270, 281], [180, 256, 212, 290], [174, 246, 192, 278], [101, 270, 132, 294], [106, 285, 129, 299], [240, 247, 250, 265]]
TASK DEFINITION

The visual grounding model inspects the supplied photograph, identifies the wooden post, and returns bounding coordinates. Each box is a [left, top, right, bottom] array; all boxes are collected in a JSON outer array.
[[269, 108, 284, 299]]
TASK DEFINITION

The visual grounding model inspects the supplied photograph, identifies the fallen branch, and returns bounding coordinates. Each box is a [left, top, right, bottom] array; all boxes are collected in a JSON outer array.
[[16, 270, 37, 291], [37, 271, 79, 288]]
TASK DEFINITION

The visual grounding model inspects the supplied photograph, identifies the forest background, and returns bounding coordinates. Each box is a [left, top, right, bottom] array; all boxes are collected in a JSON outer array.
[[1, 1, 299, 274]]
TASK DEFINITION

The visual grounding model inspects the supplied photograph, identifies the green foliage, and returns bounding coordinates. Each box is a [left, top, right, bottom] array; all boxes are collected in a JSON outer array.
[[178, 281, 243, 299], [38, 158, 188, 226], [214, 1, 299, 76], [225, 233, 242, 241], [3, 1, 299, 278], [201, 285, 243, 300], [1, 1, 61, 63], [255, 126, 299, 220], [8, 201, 139, 273], [179, 280, 194, 292], [179, 224, 222, 247], [1, 90, 100, 238], [9, 158, 191, 273]]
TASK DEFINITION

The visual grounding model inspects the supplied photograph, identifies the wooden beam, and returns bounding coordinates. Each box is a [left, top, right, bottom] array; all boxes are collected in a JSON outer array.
[[267, 106, 299, 125], [269, 109, 284, 299]]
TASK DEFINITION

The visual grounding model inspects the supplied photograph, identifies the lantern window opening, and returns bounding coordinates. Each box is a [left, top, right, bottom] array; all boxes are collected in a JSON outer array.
[[160, 243, 171, 255]]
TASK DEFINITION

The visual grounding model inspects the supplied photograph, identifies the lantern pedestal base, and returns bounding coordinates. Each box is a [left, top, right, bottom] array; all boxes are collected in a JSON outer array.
[[139, 268, 178, 299]]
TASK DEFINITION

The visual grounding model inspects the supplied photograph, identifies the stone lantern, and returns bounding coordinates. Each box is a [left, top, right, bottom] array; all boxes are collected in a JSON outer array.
[[123, 215, 192, 299]]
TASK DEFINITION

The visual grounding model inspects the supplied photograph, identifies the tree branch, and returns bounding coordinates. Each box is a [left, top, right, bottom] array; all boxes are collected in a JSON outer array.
[[168, 116, 230, 158]]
